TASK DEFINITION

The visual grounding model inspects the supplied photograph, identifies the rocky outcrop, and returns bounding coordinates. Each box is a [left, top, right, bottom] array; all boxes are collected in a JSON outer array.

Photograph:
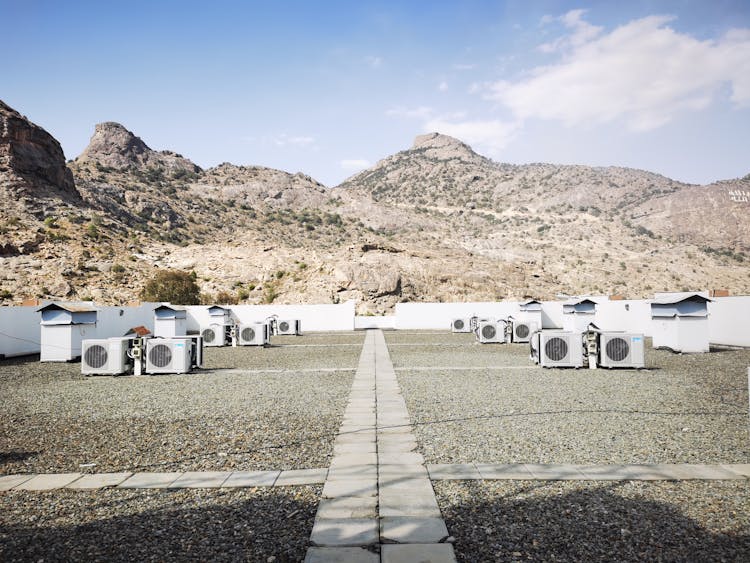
[[0, 100, 77, 198], [76, 121, 201, 174]]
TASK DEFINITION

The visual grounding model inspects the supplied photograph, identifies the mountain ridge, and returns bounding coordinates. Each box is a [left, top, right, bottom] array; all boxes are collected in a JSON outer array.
[[0, 100, 747, 311]]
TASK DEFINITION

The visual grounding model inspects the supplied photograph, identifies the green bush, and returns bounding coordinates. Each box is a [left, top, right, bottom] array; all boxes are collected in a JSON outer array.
[[139, 269, 201, 304]]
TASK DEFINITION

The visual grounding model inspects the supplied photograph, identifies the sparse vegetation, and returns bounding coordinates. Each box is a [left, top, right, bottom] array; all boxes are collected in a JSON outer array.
[[139, 269, 201, 304]]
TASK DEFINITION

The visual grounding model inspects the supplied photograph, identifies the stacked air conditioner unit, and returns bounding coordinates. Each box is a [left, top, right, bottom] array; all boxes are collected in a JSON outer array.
[[81, 337, 133, 376], [201, 324, 231, 347], [145, 338, 192, 374], [534, 331, 585, 368], [597, 332, 645, 369], [276, 319, 301, 336], [476, 320, 507, 344], [511, 319, 539, 343], [451, 318, 472, 333], [238, 323, 269, 346]]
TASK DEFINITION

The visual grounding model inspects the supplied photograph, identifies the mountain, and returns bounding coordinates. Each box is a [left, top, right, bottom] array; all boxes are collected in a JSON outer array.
[[0, 100, 748, 311]]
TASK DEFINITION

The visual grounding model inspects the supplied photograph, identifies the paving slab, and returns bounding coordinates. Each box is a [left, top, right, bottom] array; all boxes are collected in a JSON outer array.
[[14, 473, 83, 491], [379, 464, 429, 478], [427, 464, 481, 481], [170, 471, 232, 488], [310, 518, 379, 547], [275, 468, 328, 486], [380, 494, 442, 518], [476, 463, 533, 480], [323, 478, 378, 498], [222, 470, 280, 487], [381, 543, 457, 563], [524, 464, 587, 480], [378, 441, 418, 453], [668, 464, 749, 480], [0, 474, 35, 491], [66, 472, 133, 489], [334, 443, 378, 455], [330, 453, 378, 468], [328, 465, 378, 480], [335, 432, 377, 445], [379, 452, 425, 465], [118, 472, 183, 489], [380, 517, 450, 544], [578, 464, 681, 481], [316, 497, 378, 519], [379, 478, 435, 496], [722, 464, 750, 478], [304, 547, 380, 563]]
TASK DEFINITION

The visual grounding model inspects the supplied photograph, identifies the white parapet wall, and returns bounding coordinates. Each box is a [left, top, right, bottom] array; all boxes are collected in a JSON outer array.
[[593, 300, 653, 336], [355, 315, 396, 330], [395, 301, 522, 330], [185, 300, 356, 333], [0, 306, 44, 358], [708, 296, 750, 347]]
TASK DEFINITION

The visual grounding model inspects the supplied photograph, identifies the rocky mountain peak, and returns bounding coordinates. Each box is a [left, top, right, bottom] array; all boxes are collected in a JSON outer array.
[[76, 122, 201, 173], [411, 132, 479, 161], [0, 99, 77, 198]]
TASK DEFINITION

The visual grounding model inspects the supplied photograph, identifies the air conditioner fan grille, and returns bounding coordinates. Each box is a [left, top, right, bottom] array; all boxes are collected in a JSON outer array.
[[515, 324, 530, 339], [481, 324, 496, 340], [241, 327, 255, 342], [606, 337, 630, 362], [202, 329, 215, 343], [545, 337, 568, 362], [149, 344, 172, 368], [84, 344, 108, 369], [453, 319, 465, 330]]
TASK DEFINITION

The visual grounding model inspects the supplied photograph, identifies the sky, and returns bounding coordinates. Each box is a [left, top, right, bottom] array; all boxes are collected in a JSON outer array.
[[2, 0, 749, 187]]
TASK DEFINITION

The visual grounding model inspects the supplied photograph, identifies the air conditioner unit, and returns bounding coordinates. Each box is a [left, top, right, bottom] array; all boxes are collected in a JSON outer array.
[[171, 335, 204, 368], [201, 324, 228, 347], [238, 323, 269, 346], [512, 320, 539, 343], [145, 338, 192, 374], [529, 331, 541, 364], [477, 320, 507, 344], [451, 318, 472, 333], [539, 331, 584, 368], [276, 319, 300, 335], [598, 333, 645, 369], [81, 337, 132, 376]]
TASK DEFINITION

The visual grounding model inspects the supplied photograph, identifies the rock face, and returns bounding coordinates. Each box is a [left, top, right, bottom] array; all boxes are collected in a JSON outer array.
[[0, 100, 76, 197], [76, 121, 201, 173]]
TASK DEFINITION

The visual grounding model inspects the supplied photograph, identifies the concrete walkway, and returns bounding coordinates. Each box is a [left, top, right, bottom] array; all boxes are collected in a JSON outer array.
[[305, 330, 456, 562]]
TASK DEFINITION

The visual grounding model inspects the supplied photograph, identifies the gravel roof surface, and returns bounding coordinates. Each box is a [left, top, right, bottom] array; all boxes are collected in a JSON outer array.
[[0, 486, 320, 562], [389, 332, 750, 464], [434, 479, 750, 562], [0, 335, 361, 474]]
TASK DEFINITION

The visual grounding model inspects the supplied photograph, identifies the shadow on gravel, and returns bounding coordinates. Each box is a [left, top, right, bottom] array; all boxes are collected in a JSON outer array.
[[0, 488, 318, 563], [440, 481, 750, 562], [0, 451, 38, 464]]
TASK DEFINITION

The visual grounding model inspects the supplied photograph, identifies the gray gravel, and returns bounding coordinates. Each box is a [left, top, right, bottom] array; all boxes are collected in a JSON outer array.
[[0, 335, 361, 473], [434, 479, 750, 562], [390, 333, 750, 464], [0, 485, 320, 562]]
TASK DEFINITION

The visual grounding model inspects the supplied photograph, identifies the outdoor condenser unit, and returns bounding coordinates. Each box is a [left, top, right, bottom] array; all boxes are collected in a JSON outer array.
[[81, 337, 132, 375], [238, 323, 269, 346], [201, 324, 229, 347], [511, 319, 539, 343], [477, 320, 507, 344], [276, 319, 301, 336], [538, 331, 584, 368], [145, 338, 192, 374], [598, 332, 645, 369], [451, 318, 472, 333]]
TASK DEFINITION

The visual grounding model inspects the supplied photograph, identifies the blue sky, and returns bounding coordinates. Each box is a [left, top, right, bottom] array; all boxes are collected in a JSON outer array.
[[2, 0, 749, 186]]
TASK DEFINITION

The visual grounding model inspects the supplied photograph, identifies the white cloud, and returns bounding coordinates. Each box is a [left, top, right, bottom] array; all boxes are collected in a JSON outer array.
[[489, 13, 750, 131], [385, 106, 434, 119], [274, 134, 316, 148], [423, 117, 520, 157], [452, 63, 477, 71], [438, 81, 449, 92], [365, 55, 383, 69], [340, 158, 371, 172]]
